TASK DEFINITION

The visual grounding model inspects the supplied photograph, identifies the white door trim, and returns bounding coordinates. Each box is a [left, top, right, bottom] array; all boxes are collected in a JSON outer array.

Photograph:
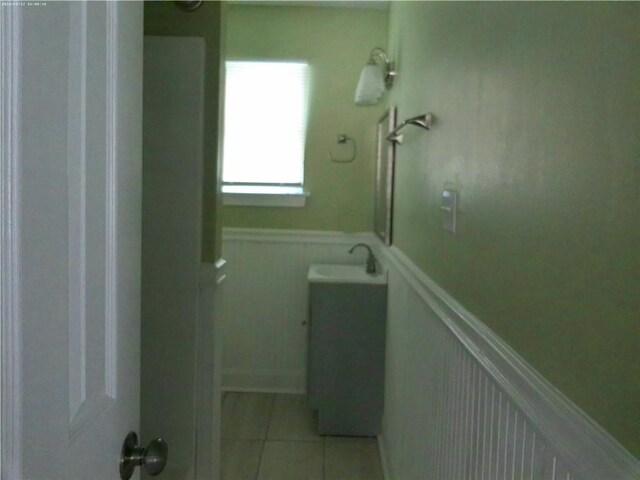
[[104, 0, 119, 400], [1, 5, 23, 479]]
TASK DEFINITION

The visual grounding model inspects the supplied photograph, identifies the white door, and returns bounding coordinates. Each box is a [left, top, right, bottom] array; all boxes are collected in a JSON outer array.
[[1, 2, 144, 479]]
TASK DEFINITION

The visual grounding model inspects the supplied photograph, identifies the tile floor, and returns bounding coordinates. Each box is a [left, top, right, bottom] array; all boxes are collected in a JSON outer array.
[[221, 392, 384, 480]]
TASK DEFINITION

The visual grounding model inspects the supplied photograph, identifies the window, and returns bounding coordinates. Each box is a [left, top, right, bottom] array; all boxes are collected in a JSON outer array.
[[222, 60, 309, 207]]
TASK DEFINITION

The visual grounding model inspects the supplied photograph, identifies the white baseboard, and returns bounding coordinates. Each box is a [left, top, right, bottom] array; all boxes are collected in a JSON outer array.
[[221, 386, 306, 395], [222, 368, 305, 395], [377, 434, 393, 480]]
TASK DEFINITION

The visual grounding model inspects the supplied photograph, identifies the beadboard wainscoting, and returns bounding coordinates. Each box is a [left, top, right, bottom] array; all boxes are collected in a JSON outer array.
[[378, 246, 639, 480], [220, 228, 381, 393], [220, 228, 639, 479]]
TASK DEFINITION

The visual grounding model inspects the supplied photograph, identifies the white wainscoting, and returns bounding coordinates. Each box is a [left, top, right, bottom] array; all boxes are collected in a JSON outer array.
[[220, 228, 380, 393], [379, 245, 639, 480], [220, 228, 639, 479]]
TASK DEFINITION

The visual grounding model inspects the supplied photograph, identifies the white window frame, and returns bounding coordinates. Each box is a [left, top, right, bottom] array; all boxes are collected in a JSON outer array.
[[221, 59, 310, 208], [222, 183, 309, 207]]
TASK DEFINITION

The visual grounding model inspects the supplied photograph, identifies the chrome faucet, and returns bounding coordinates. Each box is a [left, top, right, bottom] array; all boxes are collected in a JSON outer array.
[[349, 243, 378, 274]]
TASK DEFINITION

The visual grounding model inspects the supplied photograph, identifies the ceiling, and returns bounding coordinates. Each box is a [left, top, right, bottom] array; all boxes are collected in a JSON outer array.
[[226, 0, 390, 11]]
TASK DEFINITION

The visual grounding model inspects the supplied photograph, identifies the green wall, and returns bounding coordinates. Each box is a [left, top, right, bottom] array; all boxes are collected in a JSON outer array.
[[144, 1, 224, 261], [387, 2, 639, 456], [222, 5, 388, 232]]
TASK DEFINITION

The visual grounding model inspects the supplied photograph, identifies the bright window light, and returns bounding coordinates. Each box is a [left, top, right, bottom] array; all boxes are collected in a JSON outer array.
[[222, 61, 309, 186]]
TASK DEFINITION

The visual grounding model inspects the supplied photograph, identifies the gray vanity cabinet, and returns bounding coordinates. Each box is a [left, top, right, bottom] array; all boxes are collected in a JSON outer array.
[[307, 282, 387, 436]]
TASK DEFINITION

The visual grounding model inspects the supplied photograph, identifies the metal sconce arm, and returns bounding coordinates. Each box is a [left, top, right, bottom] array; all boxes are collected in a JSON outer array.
[[387, 113, 434, 145], [368, 47, 397, 89]]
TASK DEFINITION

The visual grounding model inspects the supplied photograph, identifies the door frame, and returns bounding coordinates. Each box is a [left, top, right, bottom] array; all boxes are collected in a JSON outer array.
[[1, 5, 23, 479]]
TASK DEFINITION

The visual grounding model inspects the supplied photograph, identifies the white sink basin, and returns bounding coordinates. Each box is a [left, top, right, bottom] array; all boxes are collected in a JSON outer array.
[[307, 264, 387, 285]]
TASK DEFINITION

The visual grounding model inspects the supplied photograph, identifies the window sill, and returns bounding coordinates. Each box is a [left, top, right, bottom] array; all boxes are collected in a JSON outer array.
[[222, 185, 308, 208]]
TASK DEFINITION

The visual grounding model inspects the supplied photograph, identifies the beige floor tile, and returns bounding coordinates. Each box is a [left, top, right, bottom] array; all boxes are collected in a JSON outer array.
[[325, 439, 384, 480], [222, 392, 275, 440], [221, 440, 263, 480], [266, 394, 322, 441], [257, 441, 323, 480]]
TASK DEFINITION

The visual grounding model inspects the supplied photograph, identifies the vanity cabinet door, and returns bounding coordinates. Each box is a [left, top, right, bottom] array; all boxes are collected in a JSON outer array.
[[307, 283, 387, 436]]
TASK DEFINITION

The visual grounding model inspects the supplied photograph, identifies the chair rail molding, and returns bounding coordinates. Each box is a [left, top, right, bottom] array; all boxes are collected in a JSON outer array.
[[223, 227, 379, 245], [1, 5, 24, 479]]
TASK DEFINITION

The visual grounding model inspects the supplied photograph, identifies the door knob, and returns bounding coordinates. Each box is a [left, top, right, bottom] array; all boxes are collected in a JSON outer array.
[[120, 431, 168, 480]]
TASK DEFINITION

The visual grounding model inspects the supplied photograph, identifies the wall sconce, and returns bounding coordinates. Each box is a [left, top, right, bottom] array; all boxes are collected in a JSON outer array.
[[354, 47, 397, 106]]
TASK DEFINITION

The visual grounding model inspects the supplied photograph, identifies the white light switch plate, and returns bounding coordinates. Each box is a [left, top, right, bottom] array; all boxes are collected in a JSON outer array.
[[441, 189, 457, 233]]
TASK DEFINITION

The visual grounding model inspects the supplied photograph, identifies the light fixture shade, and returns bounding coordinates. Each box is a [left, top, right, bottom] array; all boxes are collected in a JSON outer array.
[[354, 64, 385, 105]]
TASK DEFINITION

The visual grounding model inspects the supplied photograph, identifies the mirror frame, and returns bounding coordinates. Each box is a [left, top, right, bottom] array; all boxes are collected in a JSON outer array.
[[374, 106, 397, 245]]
